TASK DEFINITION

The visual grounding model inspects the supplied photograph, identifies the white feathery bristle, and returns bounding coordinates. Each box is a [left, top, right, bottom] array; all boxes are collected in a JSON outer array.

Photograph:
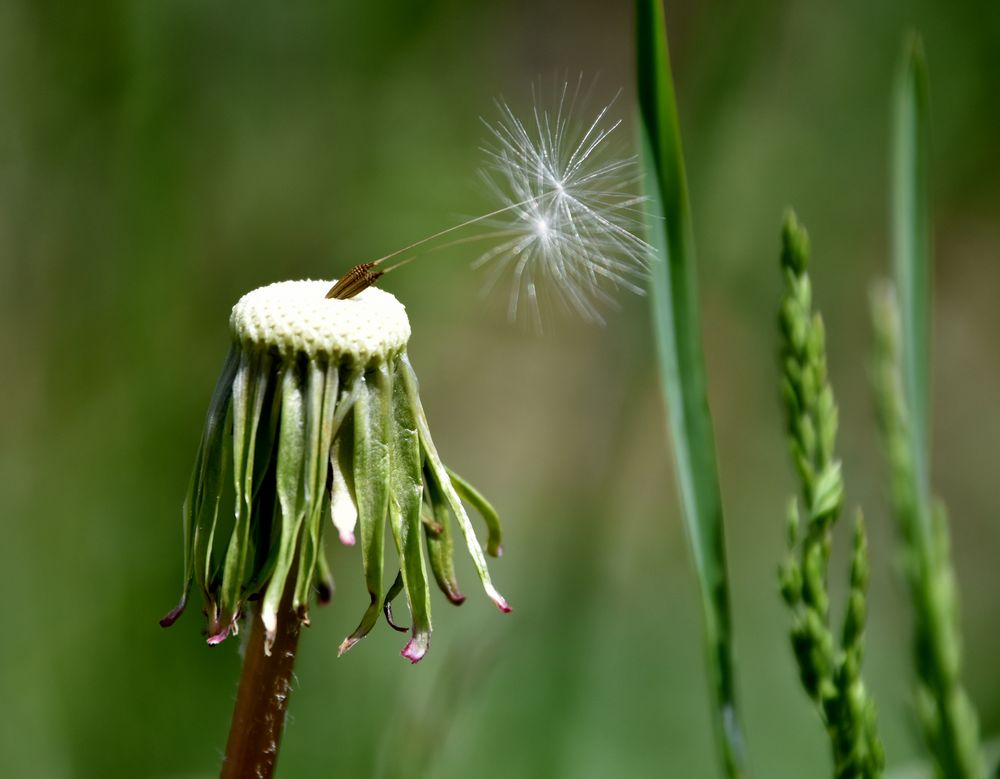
[[476, 78, 654, 328]]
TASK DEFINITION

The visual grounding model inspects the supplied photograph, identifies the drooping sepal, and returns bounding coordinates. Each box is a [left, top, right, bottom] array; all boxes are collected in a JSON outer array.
[[216, 348, 273, 643], [293, 360, 340, 621], [162, 345, 240, 629], [422, 464, 465, 605], [387, 363, 433, 662], [338, 366, 391, 655], [399, 354, 511, 614], [447, 466, 503, 557], [166, 327, 508, 665], [383, 570, 408, 632], [260, 364, 308, 653]]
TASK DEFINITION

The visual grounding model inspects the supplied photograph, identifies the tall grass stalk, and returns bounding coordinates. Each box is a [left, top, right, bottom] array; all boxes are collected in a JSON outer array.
[[870, 287, 983, 779], [777, 212, 883, 778], [635, 2, 747, 776], [870, 33, 985, 779]]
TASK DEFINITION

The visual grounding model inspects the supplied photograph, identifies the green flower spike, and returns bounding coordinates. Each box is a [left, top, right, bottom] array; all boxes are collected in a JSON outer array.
[[161, 280, 509, 663]]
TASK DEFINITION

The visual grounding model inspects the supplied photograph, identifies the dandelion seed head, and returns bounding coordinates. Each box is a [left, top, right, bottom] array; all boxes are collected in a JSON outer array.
[[476, 78, 654, 328]]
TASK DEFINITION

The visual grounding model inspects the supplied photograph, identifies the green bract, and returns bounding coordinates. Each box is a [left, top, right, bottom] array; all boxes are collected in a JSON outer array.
[[162, 280, 509, 663]]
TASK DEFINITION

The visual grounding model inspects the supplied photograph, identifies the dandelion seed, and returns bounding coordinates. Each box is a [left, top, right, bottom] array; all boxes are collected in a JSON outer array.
[[328, 79, 653, 329]]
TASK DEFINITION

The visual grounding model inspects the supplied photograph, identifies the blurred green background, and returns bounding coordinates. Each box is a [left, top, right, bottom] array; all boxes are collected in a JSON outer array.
[[1, 1, 998, 777]]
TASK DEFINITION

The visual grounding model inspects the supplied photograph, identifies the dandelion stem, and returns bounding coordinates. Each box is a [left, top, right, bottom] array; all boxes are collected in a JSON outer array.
[[220, 577, 302, 779]]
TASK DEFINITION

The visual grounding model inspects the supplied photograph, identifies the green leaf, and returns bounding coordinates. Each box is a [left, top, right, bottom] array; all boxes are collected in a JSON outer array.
[[339, 366, 391, 655], [388, 366, 433, 663], [892, 32, 932, 518], [635, 1, 747, 776]]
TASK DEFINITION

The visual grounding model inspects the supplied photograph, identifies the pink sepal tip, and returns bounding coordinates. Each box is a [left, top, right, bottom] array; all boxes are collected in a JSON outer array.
[[401, 638, 428, 664], [159, 597, 187, 628], [206, 625, 232, 646], [492, 594, 512, 614]]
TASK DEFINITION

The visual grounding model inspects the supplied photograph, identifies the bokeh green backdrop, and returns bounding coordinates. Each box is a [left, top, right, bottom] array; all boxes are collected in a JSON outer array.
[[1, 2, 997, 777]]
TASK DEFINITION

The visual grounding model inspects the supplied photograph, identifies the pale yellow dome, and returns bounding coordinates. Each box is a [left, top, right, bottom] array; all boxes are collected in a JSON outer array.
[[229, 279, 410, 362]]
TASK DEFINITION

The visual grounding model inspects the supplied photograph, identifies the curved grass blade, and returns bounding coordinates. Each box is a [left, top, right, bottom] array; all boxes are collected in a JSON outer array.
[[635, 1, 747, 775]]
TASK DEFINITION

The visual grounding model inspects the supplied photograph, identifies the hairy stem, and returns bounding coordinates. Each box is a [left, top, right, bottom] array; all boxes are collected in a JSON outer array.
[[220, 581, 302, 779]]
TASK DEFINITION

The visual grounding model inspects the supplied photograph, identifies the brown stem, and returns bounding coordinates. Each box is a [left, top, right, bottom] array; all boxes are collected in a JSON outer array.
[[220, 584, 302, 779]]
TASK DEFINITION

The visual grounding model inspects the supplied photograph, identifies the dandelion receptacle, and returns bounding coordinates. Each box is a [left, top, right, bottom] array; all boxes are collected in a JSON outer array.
[[163, 280, 508, 777]]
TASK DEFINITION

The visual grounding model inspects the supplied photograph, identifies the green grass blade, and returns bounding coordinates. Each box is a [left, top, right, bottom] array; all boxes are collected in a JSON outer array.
[[892, 32, 932, 516], [635, 1, 747, 776], [881, 34, 985, 779]]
